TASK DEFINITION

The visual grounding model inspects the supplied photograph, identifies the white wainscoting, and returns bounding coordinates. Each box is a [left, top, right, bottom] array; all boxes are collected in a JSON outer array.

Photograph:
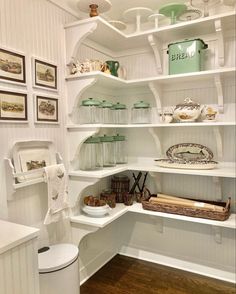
[[0, 237, 39, 294]]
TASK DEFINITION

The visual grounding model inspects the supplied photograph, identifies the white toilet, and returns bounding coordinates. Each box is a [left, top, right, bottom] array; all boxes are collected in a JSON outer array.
[[38, 243, 79, 294]]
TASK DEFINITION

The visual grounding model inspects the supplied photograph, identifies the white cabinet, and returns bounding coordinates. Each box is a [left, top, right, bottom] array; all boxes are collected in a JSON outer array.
[[0, 220, 39, 294], [65, 12, 236, 232]]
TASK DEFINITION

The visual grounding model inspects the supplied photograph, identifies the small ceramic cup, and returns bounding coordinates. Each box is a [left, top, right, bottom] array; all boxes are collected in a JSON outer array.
[[201, 106, 218, 122], [158, 108, 173, 123]]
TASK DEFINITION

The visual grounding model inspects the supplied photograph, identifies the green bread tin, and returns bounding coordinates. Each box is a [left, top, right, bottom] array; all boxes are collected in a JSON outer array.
[[167, 38, 208, 75]]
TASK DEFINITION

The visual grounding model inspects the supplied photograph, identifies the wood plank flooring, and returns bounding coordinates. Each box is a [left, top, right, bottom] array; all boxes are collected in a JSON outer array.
[[81, 254, 236, 294]]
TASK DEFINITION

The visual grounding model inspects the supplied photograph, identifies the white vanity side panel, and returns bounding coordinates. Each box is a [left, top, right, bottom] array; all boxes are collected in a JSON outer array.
[[0, 0, 75, 246], [0, 238, 39, 294]]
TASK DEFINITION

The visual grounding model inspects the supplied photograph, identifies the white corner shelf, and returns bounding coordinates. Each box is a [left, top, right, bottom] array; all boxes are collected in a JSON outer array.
[[128, 203, 236, 229], [66, 121, 236, 130], [68, 161, 236, 180], [65, 11, 236, 53], [66, 68, 235, 115], [66, 67, 236, 87], [70, 203, 129, 228], [129, 162, 236, 178], [69, 165, 128, 179], [70, 203, 236, 230]]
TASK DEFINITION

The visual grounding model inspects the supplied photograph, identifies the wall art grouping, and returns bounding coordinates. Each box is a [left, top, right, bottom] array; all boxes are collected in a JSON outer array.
[[0, 46, 59, 123], [0, 47, 26, 84], [35, 95, 58, 123], [0, 90, 27, 121], [33, 58, 57, 90]]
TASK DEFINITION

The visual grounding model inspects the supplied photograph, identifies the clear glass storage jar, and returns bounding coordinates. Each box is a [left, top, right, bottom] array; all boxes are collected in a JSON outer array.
[[100, 100, 113, 124], [113, 134, 127, 164], [111, 102, 128, 124], [79, 136, 102, 170], [131, 101, 151, 124], [79, 98, 101, 124], [100, 135, 116, 167]]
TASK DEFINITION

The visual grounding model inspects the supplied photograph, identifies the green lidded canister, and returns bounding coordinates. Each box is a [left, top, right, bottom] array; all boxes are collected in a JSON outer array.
[[167, 38, 208, 75]]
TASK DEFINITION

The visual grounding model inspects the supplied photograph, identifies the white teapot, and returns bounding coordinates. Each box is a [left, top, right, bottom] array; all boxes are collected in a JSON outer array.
[[173, 98, 204, 122]]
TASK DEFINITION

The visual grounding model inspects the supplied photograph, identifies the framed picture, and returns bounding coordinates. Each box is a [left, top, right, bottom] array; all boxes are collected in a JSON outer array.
[[0, 47, 26, 84], [33, 58, 57, 90], [35, 95, 59, 123], [0, 90, 27, 121]]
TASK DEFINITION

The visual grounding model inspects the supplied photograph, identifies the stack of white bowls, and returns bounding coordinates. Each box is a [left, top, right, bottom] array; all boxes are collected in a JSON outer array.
[[82, 204, 110, 217]]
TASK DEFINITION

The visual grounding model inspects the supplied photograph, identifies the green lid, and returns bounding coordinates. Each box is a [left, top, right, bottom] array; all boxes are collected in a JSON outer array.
[[100, 135, 114, 142], [168, 38, 208, 49], [133, 101, 150, 109], [100, 100, 113, 108], [112, 102, 126, 110], [84, 136, 100, 144], [113, 134, 125, 141], [81, 98, 101, 106]]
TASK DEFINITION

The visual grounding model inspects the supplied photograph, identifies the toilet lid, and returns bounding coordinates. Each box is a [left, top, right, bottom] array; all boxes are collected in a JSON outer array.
[[38, 244, 79, 273]]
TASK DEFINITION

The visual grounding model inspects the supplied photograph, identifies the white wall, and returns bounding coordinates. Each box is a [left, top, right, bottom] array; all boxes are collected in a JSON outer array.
[[0, 0, 76, 247], [0, 0, 235, 285]]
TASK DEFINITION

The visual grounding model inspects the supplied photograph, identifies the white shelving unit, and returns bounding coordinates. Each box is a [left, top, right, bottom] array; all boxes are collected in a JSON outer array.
[[65, 8, 236, 254], [67, 122, 236, 129], [64, 11, 235, 55], [70, 203, 236, 230], [69, 161, 236, 179], [66, 68, 236, 115]]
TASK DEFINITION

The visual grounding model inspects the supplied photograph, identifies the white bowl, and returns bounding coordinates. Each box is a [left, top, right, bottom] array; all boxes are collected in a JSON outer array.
[[83, 204, 109, 210], [82, 205, 110, 217]]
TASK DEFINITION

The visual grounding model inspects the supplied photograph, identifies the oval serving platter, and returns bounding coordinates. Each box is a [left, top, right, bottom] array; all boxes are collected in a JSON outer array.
[[155, 159, 218, 170], [166, 143, 214, 162]]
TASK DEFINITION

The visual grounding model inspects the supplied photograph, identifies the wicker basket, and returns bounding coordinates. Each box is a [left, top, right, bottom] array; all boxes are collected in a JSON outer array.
[[142, 197, 231, 221]]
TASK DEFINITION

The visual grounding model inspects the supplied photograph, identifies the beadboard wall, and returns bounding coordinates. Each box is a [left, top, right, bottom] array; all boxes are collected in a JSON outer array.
[[0, 0, 76, 247], [0, 0, 235, 286], [0, 237, 39, 294]]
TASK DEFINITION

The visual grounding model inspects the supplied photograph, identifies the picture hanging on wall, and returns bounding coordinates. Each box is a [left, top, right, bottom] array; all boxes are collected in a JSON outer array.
[[0, 90, 27, 121], [0, 47, 26, 84], [34, 95, 59, 123], [33, 58, 57, 90]]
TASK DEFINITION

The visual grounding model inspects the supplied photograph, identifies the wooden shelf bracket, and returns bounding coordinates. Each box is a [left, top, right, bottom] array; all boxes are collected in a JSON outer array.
[[148, 34, 163, 74], [214, 19, 225, 67], [67, 127, 100, 171], [148, 81, 162, 110], [150, 216, 164, 233], [212, 177, 222, 201], [214, 74, 224, 113], [66, 77, 97, 125], [213, 126, 223, 161], [148, 128, 163, 158], [212, 226, 222, 244], [65, 21, 98, 64]]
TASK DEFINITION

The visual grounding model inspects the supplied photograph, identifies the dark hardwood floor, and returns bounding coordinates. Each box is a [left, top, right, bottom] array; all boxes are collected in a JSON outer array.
[[81, 254, 236, 294]]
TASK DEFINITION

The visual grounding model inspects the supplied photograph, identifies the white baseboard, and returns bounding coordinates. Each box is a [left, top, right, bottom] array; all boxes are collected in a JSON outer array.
[[119, 245, 236, 284], [79, 249, 117, 285]]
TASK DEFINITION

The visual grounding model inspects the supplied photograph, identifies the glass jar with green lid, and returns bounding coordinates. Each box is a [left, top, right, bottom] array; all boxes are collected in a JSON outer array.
[[100, 135, 116, 167], [111, 102, 128, 124], [79, 98, 101, 124], [131, 100, 151, 124], [100, 100, 113, 124], [113, 134, 127, 164], [79, 136, 102, 170]]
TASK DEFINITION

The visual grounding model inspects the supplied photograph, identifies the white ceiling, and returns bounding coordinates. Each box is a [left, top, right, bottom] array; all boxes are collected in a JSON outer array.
[[49, 0, 187, 20]]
